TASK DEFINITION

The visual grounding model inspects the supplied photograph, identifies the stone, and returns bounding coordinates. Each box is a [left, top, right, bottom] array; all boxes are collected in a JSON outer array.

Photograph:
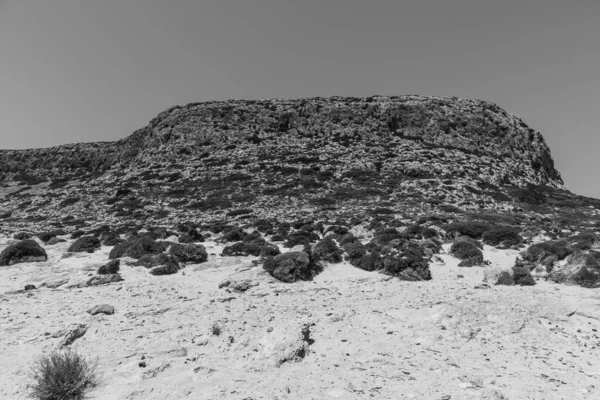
[[255, 320, 314, 367], [46, 237, 60, 245], [484, 265, 514, 285], [24, 284, 36, 290], [87, 304, 115, 315], [60, 323, 89, 347]]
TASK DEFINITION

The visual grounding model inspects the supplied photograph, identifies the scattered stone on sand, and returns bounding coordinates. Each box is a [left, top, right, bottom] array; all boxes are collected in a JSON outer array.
[[87, 304, 115, 315], [255, 320, 314, 367], [60, 323, 89, 347]]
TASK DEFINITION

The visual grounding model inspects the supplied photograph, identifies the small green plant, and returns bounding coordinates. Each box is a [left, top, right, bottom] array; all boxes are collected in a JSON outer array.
[[211, 323, 222, 336], [28, 349, 101, 400]]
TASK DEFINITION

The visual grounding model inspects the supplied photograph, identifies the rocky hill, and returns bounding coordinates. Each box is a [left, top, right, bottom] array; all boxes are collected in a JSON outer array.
[[1, 95, 588, 234]]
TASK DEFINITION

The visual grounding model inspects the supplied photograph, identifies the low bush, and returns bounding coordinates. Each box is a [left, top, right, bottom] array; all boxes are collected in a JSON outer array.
[[221, 242, 262, 257], [450, 237, 484, 266], [169, 243, 208, 263], [28, 349, 100, 400], [136, 253, 180, 276], [68, 236, 101, 253], [221, 228, 246, 242], [14, 232, 32, 240], [356, 251, 384, 272], [343, 242, 367, 265], [312, 236, 343, 263], [444, 221, 491, 239], [0, 239, 48, 266], [513, 265, 536, 286], [37, 232, 56, 243], [482, 227, 523, 247], [262, 251, 322, 282], [522, 240, 572, 263], [382, 247, 431, 281]]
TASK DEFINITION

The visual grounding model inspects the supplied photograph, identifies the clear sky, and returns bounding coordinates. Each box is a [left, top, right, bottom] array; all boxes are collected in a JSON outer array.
[[1, 1, 599, 197]]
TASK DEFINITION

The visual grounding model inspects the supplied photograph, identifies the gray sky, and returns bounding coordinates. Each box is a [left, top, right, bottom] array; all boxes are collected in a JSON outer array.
[[1, 1, 599, 197]]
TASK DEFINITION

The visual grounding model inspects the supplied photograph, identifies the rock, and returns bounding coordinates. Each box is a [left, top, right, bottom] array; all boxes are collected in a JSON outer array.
[[218, 279, 258, 292], [0, 239, 48, 266], [60, 323, 89, 346], [550, 250, 600, 288], [255, 321, 314, 367], [43, 278, 69, 288], [192, 334, 209, 346], [67, 273, 124, 289], [484, 265, 514, 285], [24, 284, 36, 290], [87, 304, 115, 315], [97, 259, 120, 275]]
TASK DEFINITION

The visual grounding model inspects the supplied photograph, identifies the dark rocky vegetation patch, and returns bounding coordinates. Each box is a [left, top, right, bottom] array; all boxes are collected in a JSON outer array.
[[97, 259, 120, 275], [68, 236, 101, 253], [0, 239, 48, 266], [263, 250, 322, 283], [482, 226, 523, 247]]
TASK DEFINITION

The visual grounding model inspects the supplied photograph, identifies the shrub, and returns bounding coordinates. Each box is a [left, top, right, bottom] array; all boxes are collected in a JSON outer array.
[[149, 263, 179, 276], [271, 234, 286, 242], [169, 243, 208, 263], [221, 242, 262, 257], [263, 251, 322, 282], [125, 236, 165, 259], [343, 242, 367, 265], [102, 234, 123, 246], [221, 228, 246, 242], [211, 323, 222, 336], [357, 251, 384, 271], [482, 227, 523, 247], [14, 232, 31, 240], [68, 236, 101, 253], [260, 244, 281, 257], [513, 265, 536, 286], [324, 225, 349, 236], [283, 235, 310, 248], [28, 349, 100, 400], [522, 240, 572, 262], [97, 259, 120, 275], [567, 232, 598, 251], [108, 241, 130, 259], [382, 248, 431, 281], [70, 230, 85, 240], [444, 221, 490, 239], [450, 237, 484, 266], [313, 236, 343, 263], [0, 239, 48, 266], [421, 228, 438, 239], [37, 232, 56, 243]]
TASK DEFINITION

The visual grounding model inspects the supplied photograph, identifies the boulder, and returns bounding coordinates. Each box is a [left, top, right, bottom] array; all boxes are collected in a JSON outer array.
[[484, 265, 514, 285], [255, 321, 313, 367], [0, 239, 48, 266]]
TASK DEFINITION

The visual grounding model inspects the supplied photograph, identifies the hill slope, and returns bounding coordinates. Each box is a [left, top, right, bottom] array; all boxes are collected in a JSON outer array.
[[0, 95, 595, 234]]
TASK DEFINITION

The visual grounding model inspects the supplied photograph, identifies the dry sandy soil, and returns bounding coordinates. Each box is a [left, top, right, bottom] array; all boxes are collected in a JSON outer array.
[[1, 238, 600, 400]]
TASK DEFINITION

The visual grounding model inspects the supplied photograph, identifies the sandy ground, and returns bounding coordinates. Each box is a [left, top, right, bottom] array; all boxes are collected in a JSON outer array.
[[1, 239, 600, 400]]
